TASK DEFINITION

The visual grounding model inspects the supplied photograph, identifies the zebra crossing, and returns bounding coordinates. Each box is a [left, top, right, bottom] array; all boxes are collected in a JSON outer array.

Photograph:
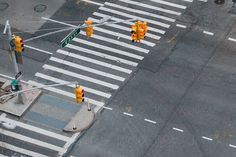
[[0, 114, 76, 157], [29, 0, 192, 110]]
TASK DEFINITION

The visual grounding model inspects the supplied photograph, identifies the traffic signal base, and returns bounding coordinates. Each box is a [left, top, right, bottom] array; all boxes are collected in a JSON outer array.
[[0, 77, 42, 117]]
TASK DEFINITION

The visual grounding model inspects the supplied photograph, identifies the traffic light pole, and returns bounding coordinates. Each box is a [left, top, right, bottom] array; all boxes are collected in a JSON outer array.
[[3, 20, 23, 104], [4, 20, 19, 74]]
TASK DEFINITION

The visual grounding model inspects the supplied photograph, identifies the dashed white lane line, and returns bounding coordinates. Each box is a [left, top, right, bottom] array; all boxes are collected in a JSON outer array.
[[229, 144, 236, 149], [24, 45, 53, 55], [202, 136, 213, 141], [198, 0, 207, 2], [123, 112, 134, 117], [176, 24, 187, 28], [203, 31, 214, 36], [144, 119, 157, 124], [173, 127, 184, 132], [228, 37, 236, 42], [103, 106, 113, 110], [81, 0, 104, 6]]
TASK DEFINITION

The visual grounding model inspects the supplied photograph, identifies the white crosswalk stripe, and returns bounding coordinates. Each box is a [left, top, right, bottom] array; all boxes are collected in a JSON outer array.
[[66, 43, 138, 66], [93, 12, 166, 34], [49, 57, 125, 81], [0, 116, 74, 157], [56, 49, 132, 74], [73, 38, 144, 60], [150, 0, 187, 9], [99, 7, 170, 28], [118, 0, 181, 16], [35, 72, 112, 98], [89, 17, 161, 40], [42, 64, 119, 89], [28, 80, 105, 106], [104, 2, 176, 22], [80, 30, 149, 53], [30, 0, 191, 112]]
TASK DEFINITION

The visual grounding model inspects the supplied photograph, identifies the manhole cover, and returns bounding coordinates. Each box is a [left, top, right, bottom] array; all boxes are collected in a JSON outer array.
[[0, 2, 9, 11], [214, 0, 225, 5], [34, 4, 47, 12]]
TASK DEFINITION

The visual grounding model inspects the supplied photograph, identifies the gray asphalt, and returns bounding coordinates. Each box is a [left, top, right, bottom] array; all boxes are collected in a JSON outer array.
[[68, 1, 236, 157]]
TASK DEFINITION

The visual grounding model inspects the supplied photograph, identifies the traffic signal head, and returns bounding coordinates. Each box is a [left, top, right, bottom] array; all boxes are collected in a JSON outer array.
[[75, 86, 84, 103], [84, 20, 93, 37], [15, 36, 24, 53]]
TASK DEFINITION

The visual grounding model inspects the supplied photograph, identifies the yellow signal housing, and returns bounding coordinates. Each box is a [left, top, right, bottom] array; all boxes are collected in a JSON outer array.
[[15, 36, 24, 53], [84, 20, 94, 37], [75, 86, 84, 103], [131, 24, 137, 42]]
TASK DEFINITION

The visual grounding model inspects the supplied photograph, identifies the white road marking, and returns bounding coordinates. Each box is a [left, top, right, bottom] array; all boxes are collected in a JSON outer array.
[[66, 44, 138, 66], [49, 57, 125, 81], [103, 106, 113, 110], [93, 12, 166, 35], [173, 127, 184, 132], [35, 72, 111, 98], [228, 37, 236, 42], [79, 30, 149, 53], [198, 0, 207, 2], [92, 26, 155, 47], [229, 144, 236, 149], [43, 64, 119, 89], [57, 49, 132, 74], [118, 0, 181, 16], [150, 0, 187, 9], [202, 136, 213, 141], [89, 17, 161, 40], [24, 45, 53, 55], [73, 38, 144, 60], [28, 80, 105, 106], [144, 118, 157, 124], [81, 0, 104, 6], [104, 2, 175, 22], [0, 153, 8, 157], [203, 31, 214, 36], [99, 7, 170, 28], [0, 116, 71, 142], [176, 24, 187, 28], [0, 142, 49, 157], [182, 0, 193, 2], [0, 128, 67, 153], [123, 112, 134, 117]]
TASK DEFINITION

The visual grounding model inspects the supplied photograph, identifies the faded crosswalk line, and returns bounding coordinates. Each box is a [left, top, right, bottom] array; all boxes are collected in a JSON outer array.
[[35, 73, 111, 98], [43, 64, 119, 89], [57, 49, 132, 74], [49, 57, 125, 81]]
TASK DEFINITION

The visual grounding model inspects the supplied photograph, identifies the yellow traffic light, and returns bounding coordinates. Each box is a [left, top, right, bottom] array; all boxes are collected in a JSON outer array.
[[15, 36, 24, 53], [75, 86, 84, 103], [131, 24, 137, 42], [131, 21, 148, 42], [84, 20, 94, 37]]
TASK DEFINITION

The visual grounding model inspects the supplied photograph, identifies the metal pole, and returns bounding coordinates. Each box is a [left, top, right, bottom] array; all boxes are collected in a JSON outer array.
[[4, 20, 23, 104]]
